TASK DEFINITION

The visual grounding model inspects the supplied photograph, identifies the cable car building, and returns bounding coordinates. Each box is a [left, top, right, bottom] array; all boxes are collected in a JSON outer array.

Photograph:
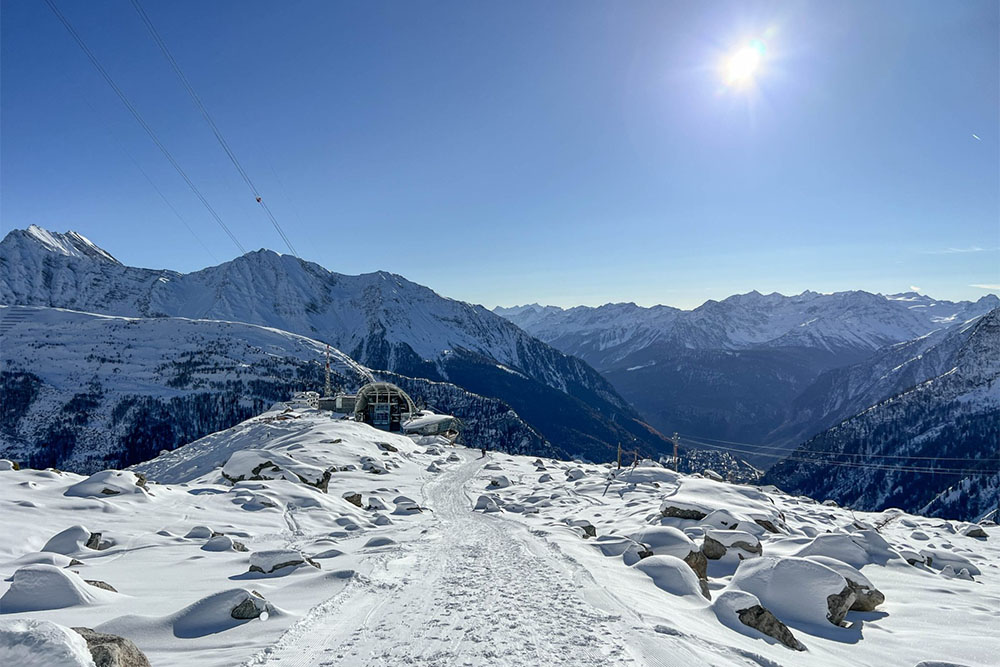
[[354, 382, 416, 432]]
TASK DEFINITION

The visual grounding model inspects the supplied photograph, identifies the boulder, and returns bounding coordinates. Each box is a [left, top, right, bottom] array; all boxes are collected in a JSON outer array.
[[962, 524, 988, 539], [42, 525, 110, 555], [713, 590, 805, 651], [0, 459, 19, 471], [487, 475, 511, 489], [342, 492, 363, 508], [72, 627, 151, 667], [565, 468, 585, 481], [84, 580, 117, 593], [248, 550, 320, 574], [376, 442, 398, 453], [805, 555, 885, 611], [736, 604, 805, 651], [729, 556, 857, 628], [474, 495, 501, 512], [632, 555, 707, 600], [229, 591, 271, 620], [703, 530, 762, 560]]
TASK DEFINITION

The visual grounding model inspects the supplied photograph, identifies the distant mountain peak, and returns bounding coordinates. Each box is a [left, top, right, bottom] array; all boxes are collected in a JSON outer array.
[[15, 225, 121, 264]]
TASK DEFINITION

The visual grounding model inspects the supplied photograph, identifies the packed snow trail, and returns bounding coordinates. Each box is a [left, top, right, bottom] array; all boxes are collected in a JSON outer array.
[[253, 453, 641, 666]]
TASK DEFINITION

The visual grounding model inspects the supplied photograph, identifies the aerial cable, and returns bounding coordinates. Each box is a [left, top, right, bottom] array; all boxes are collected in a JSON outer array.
[[681, 437, 1000, 477], [78, 93, 218, 263], [128, 0, 300, 257], [42, 0, 247, 255], [677, 431, 1000, 462]]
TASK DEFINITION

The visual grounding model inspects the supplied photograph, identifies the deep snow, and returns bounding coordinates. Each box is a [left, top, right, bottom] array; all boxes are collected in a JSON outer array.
[[1, 403, 997, 666]]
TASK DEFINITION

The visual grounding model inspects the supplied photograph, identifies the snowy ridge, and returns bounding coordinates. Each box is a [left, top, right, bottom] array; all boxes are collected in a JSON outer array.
[[0, 306, 549, 472], [765, 309, 1000, 519], [1, 226, 667, 463]]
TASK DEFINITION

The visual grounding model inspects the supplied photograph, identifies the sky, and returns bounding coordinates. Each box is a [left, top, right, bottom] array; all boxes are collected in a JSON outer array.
[[1, 0, 998, 310]]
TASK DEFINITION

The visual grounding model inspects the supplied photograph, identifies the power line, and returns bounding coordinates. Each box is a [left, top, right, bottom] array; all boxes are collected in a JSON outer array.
[[128, 0, 299, 257], [78, 93, 218, 263], [43, 0, 247, 255], [682, 437, 1000, 477], [677, 431, 1000, 462]]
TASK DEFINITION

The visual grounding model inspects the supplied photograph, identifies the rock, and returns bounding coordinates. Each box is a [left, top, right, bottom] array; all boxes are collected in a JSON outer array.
[[84, 580, 117, 593], [703, 469, 724, 482], [660, 505, 708, 521], [683, 550, 708, 581], [474, 495, 501, 512], [248, 550, 320, 574], [962, 524, 988, 539], [703, 535, 728, 560], [376, 442, 398, 453], [826, 586, 856, 626], [72, 627, 151, 667], [0, 459, 19, 471], [342, 492, 363, 508], [366, 497, 387, 511], [85, 532, 110, 551], [736, 605, 805, 651], [487, 475, 511, 489], [805, 555, 884, 611], [229, 591, 271, 620], [754, 518, 780, 534], [538, 473, 553, 483], [565, 468, 585, 481]]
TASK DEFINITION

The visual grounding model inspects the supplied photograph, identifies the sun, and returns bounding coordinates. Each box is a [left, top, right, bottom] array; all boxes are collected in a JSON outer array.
[[721, 39, 767, 88]]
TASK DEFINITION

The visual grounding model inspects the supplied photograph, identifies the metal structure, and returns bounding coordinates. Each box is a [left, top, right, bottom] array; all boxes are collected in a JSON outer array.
[[354, 382, 416, 432]]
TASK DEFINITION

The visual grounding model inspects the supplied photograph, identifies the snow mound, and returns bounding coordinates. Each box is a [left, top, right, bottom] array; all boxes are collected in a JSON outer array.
[[629, 526, 698, 559], [99, 588, 278, 640], [660, 478, 780, 526], [222, 450, 330, 490], [248, 550, 318, 575], [631, 555, 705, 600], [0, 618, 96, 667], [0, 564, 118, 612], [64, 470, 149, 499], [793, 533, 872, 569], [727, 556, 852, 628], [41, 525, 105, 555]]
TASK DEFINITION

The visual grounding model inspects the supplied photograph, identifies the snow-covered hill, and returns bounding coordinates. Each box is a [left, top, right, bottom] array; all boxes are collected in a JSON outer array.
[[0, 306, 550, 471], [496, 292, 999, 453], [0, 226, 669, 462], [1, 404, 996, 666], [765, 308, 1000, 520]]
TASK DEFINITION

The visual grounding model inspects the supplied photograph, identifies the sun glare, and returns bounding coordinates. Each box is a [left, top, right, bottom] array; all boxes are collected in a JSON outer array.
[[721, 39, 766, 88]]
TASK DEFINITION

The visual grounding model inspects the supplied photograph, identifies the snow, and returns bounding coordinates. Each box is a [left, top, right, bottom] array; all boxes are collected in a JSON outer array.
[[0, 564, 119, 612], [0, 618, 96, 667], [1, 408, 999, 665]]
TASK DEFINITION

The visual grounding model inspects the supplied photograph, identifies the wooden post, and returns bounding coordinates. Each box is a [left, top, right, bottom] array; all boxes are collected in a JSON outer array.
[[617, 443, 622, 470], [672, 432, 679, 472]]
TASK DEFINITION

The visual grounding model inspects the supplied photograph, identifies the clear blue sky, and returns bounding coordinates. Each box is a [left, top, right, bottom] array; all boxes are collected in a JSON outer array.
[[2, 0, 997, 309]]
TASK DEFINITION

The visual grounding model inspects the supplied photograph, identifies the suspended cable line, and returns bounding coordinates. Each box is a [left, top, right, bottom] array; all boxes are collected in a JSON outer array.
[[677, 431, 1000, 462], [129, 0, 299, 257], [681, 437, 1000, 477], [43, 0, 247, 255], [78, 94, 218, 263]]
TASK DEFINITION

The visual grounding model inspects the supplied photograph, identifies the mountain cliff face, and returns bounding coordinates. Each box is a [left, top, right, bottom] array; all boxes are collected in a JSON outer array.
[[0, 227, 668, 462], [763, 309, 1000, 520], [0, 306, 555, 471], [497, 292, 999, 456]]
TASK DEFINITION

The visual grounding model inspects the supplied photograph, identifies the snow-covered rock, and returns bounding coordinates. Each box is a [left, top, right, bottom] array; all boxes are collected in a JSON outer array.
[[728, 557, 854, 627], [0, 565, 118, 612], [0, 618, 97, 667]]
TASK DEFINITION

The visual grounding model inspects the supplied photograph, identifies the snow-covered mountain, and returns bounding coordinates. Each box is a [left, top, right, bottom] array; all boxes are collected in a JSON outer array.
[[496, 292, 999, 453], [764, 308, 1000, 519], [0, 226, 669, 462], [0, 306, 551, 472]]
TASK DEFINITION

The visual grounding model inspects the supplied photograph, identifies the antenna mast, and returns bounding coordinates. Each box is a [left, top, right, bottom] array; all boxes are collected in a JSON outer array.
[[324, 345, 333, 397]]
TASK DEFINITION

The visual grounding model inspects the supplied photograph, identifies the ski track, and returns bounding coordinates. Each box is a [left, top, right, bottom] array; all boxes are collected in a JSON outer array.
[[253, 454, 642, 666]]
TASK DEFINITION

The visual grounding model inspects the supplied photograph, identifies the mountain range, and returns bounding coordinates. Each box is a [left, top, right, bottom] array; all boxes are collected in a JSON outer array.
[[496, 292, 998, 459], [0, 226, 668, 465]]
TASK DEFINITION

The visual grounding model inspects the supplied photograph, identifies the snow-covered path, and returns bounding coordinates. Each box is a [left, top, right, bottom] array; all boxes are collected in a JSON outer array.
[[254, 454, 641, 666]]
